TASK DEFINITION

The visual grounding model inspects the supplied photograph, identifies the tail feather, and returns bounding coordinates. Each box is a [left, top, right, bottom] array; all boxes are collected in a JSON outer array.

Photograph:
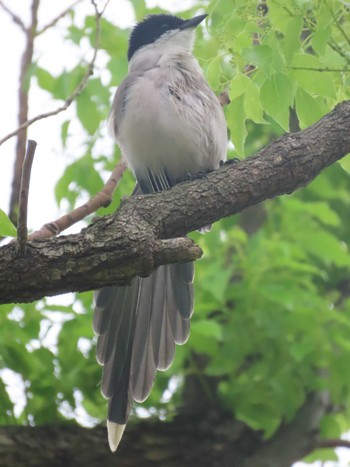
[[94, 263, 194, 448], [107, 421, 126, 452], [93, 181, 194, 451]]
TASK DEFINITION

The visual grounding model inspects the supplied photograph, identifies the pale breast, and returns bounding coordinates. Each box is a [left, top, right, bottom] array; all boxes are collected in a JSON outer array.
[[112, 60, 227, 191]]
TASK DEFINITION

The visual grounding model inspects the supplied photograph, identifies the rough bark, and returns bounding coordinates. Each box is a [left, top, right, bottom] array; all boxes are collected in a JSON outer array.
[[0, 101, 349, 304], [0, 393, 330, 467]]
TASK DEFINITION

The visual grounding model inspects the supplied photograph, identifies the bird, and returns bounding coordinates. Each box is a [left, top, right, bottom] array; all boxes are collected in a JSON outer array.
[[93, 12, 227, 452]]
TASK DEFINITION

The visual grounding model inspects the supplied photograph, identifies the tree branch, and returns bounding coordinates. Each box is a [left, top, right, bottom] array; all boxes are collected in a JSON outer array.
[[17, 140, 37, 254], [0, 0, 26, 32], [241, 392, 330, 467], [36, 0, 85, 35], [0, 393, 332, 467], [8, 0, 39, 222], [317, 438, 350, 450], [289, 66, 350, 72], [0, 101, 349, 304], [0, 0, 107, 148], [28, 160, 127, 240]]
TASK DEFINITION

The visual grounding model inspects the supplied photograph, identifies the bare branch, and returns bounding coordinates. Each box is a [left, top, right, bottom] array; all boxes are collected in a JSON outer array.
[[28, 160, 127, 240], [0, 0, 26, 32], [17, 140, 37, 255], [317, 439, 350, 450], [8, 0, 39, 222], [98, 0, 111, 16], [0, 0, 109, 148], [36, 0, 85, 35]]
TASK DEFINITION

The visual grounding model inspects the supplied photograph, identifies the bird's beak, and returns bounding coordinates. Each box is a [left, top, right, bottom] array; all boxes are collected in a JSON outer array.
[[180, 14, 208, 30]]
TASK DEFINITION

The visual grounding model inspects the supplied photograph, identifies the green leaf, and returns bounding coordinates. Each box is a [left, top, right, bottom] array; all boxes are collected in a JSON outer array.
[[192, 320, 223, 341], [200, 262, 232, 304], [303, 448, 338, 463], [133, 0, 148, 18], [291, 53, 336, 99], [222, 14, 246, 36], [206, 56, 221, 91], [267, 0, 294, 34], [312, 25, 332, 56], [302, 230, 349, 267], [97, 18, 128, 53], [242, 45, 273, 75], [226, 94, 246, 156], [338, 154, 350, 175], [61, 120, 70, 147], [290, 338, 316, 362], [244, 81, 266, 124], [283, 16, 302, 62], [108, 56, 128, 86], [52, 66, 85, 100], [76, 91, 103, 135], [35, 67, 56, 93], [229, 74, 251, 100], [0, 209, 17, 237], [285, 198, 340, 227], [260, 73, 293, 130], [55, 156, 104, 205], [295, 87, 324, 128], [67, 25, 85, 45]]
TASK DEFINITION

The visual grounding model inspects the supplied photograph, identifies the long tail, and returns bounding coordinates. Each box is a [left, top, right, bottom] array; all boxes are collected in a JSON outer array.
[[93, 261, 194, 451]]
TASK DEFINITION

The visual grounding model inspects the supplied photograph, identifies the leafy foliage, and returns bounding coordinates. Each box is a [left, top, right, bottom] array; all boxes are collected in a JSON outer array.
[[1, 0, 350, 464], [0, 209, 16, 237]]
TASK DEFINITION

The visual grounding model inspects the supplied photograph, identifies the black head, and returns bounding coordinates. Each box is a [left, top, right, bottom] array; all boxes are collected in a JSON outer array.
[[127, 13, 207, 61]]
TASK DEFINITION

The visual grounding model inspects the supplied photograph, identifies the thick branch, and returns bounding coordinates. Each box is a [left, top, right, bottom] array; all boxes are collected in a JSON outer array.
[[0, 393, 331, 467], [0, 101, 349, 304], [241, 392, 330, 467]]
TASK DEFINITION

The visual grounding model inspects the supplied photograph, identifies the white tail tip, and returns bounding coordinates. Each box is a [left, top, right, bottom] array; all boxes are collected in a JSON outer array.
[[107, 420, 126, 452]]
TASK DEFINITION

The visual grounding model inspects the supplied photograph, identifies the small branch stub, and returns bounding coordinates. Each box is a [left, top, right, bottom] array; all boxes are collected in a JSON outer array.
[[17, 139, 37, 255]]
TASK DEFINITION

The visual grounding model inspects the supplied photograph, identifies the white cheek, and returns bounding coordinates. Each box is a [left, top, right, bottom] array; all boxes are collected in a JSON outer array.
[[156, 28, 194, 51], [172, 29, 194, 50]]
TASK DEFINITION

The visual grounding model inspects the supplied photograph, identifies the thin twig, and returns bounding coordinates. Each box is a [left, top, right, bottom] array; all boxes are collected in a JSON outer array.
[[0, 0, 26, 32], [324, 0, 350, 47], [317, 439, 350, 450], [290, 66, 350, 72], [28, 160, 127, 240], [36, 0, 85, 36], [0, 0, 110, 147], [17, 140, 37, 254], [98, 0, 111, 16]]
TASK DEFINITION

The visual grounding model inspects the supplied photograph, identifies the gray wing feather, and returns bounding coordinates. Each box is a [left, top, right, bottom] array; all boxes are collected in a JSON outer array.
[[108, 72, 141, 142]]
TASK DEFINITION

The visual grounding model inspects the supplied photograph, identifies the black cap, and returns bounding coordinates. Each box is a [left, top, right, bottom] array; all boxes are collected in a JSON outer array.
[[128, 13, 207, 61]]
